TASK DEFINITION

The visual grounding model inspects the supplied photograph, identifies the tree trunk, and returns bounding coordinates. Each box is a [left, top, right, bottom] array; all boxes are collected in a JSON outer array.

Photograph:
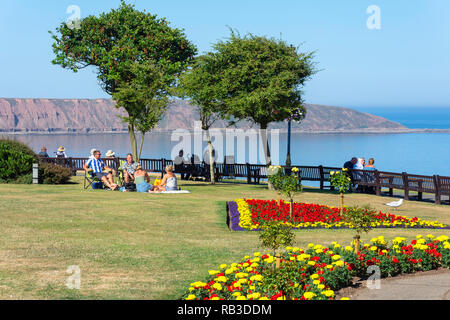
[[205, 129, 215, 184], [128, 123, 138, 161], [290, 198, 294, 222], [275, 253, 281, 269], [260, 122, 274, 190], [138, 133, 145, 163], [354, 235, 361, 254], [259, 122, 271, 165]]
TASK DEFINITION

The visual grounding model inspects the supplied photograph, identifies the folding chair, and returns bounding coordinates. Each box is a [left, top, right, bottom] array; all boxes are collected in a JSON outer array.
[[116, 159, 126, 186], [84, 171, 102, 190]]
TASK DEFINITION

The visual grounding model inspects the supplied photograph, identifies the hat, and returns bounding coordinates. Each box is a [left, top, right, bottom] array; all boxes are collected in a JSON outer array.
[[58, 146, 65, 152], [90, 148, 98, 155], [105, 150, 116, 157]]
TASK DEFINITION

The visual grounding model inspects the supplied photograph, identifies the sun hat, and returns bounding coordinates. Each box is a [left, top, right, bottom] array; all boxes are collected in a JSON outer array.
[[105, 150, 116, 157], [90, 148, 98, 155], [58, 146, 65, 152]]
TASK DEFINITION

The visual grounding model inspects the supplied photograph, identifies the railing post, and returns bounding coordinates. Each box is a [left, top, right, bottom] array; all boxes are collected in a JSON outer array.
[[402, 172, 409, 200], [246, 163, 251, 184], [375, 170, 381, 196], [319, 165, 324, 190], [434, 175, 441, 205]]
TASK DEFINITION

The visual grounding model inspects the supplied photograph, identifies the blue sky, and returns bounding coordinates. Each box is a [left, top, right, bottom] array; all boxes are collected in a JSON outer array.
[[0, 0, 449, 108]]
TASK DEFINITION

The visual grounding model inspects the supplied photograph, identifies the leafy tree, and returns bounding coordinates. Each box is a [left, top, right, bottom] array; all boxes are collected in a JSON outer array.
[[50, 1, 196, 158], [341, 205, 377, 253], [259, 221, 295, 269], [268, 166, 302, 220], [112, 62, 168, 162], [205, 30, 316, 165], [178, 55, 226, 184], [330, 169, 353, 213]]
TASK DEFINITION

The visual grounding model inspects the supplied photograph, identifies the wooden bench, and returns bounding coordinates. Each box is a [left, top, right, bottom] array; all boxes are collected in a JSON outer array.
[[435, 175, 450, 205]]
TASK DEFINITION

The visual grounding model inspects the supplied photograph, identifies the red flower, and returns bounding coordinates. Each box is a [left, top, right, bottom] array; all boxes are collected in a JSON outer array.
[[392, 257, 399, 263]]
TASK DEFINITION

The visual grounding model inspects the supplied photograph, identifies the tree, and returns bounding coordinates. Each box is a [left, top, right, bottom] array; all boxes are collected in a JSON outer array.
[[50, 1, 196, 158], [207, 30, 316, 165], [178, 55, 226, 184], [112, 62, 168, 162]]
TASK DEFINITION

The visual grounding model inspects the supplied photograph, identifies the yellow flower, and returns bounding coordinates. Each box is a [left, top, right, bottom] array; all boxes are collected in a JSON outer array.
[[318, 284, 325, 290], [236, 296, 247, 300], [292, 167, 299, 173], [208, 270, 220, 275], [303, 292, 316, 300], [212, 283, 223, 291], [313, 280, 320, 285], [232, 292, 241, 297], [335, 260, 344, 267], [216, 276, 228, 283], [340, 297, 350, 300], [211, 297, 220, 300], [321, 290, 335, 297], [186, 294, 196, 300], [250, 275, 263, 282]]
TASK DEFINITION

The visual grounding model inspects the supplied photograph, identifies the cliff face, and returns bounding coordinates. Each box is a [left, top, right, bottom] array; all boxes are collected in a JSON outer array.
[[0, 98, 407, 133]]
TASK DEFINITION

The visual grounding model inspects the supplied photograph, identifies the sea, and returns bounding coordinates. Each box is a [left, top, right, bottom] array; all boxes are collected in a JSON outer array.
[[2, 107, 450, 177]]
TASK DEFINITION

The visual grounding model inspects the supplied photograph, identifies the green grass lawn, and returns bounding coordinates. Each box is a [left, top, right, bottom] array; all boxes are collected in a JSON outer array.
[[0, 177, 449, 300]]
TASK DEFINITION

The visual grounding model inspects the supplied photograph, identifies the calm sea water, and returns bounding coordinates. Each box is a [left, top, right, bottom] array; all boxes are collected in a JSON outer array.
[[2, 107, 450, 177], [3, 131, 449, 177], [353, 107, 450, 129]]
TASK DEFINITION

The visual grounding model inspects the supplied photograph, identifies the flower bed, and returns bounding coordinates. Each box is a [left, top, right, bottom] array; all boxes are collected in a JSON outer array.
[[182, 235, 450, 300], [227, 199, 449, 231]]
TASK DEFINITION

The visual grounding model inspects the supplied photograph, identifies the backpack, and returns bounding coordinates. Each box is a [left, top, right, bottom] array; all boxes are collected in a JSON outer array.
[[124, 182, 136, 192]]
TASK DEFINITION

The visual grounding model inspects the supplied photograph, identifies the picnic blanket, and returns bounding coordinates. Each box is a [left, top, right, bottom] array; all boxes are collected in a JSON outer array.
[[159, 190, 191, 194]]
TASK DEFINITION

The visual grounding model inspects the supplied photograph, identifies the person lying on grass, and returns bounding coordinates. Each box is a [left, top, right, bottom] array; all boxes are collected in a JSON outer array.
[[149, 165, 178, 193], [83, 150, 119, 190]]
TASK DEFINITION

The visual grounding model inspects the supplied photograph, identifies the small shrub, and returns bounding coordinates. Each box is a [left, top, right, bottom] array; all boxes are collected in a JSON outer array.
[[0, 138, 38, 183], [11, 173, 33, 184], [259, 221, 295, 262], [39, 162, 72, 184]]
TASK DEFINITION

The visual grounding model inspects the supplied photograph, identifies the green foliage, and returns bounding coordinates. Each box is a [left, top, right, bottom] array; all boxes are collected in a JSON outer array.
[[259, 221, 295, 255], [330, 169, 352, 194], [112, 62, 169, 161], [50, 1, 197, 157], [268, 166, 302, 201], [260, 262, 300, 299], [208, 30, 316, 128], [342, 205, 378, 237], [0, 139, 38, 183], [38, 163, 72, 185], [179, 30, 316, 164]]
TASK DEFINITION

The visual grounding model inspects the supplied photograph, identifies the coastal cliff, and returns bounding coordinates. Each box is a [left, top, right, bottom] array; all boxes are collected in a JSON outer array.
[[0, 98, 407, 133]]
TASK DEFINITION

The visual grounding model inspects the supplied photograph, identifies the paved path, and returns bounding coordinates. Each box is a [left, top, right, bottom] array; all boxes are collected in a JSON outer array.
[[338, 269, 450, 300]]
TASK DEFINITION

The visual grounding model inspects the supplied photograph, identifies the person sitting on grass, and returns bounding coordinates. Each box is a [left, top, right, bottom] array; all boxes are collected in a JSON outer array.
[[150, 165, 178, 193], [123, 153, 139, 184], [134, 166, 154, 193], [83, 150, 119, 190]]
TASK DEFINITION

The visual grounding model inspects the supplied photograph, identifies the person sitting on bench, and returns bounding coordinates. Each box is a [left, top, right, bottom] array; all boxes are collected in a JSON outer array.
[[83, 150, 119, 190]]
